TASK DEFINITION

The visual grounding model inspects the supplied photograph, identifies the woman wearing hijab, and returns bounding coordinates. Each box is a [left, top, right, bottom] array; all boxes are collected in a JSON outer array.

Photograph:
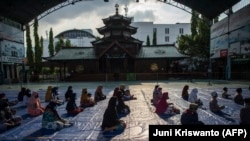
[[153, 87, 163, 106], [65, 86, 73, 102], [101, 96, 126, 133], [116, 90, 130, 115], [181, 85, 189, 101], [80, 88, 95, 108], [209, 91, 225, 113], [66, 93, 83, 114], [94, 85, 106, 102], [155, 92, 180, 115], [181, 103, 204, 125], [233, 88, 244, 105], [27, 91, 45, 116], [0, 98, 22, 132], [18, 87, 26, 102], [188, 88, 203, 107], [42, 101, 72, 130], [240, 98, 250, 125]]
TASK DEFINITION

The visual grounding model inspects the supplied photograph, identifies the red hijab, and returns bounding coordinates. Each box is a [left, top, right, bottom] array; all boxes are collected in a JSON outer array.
[[182, 85, 189, 97], [155, 92, 169, 114]]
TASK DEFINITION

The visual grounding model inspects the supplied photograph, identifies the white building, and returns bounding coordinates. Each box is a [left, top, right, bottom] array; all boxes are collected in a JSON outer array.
[[0, 17, 25, 84], [131, 22, 191, 45], [43, 29, 96, 57]]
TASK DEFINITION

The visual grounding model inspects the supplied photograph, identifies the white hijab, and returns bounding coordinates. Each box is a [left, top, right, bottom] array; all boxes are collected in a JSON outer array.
[[188, 88, 198, 103]]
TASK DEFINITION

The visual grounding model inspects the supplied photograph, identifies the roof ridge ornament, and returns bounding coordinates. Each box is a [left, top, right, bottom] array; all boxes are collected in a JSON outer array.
[[124, 5, 128, 17], [115, 3, 119, 15]]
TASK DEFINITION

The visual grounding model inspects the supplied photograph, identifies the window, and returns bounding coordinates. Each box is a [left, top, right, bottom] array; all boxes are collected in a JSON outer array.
[[165, 36, 169, 42], [11, 51, 17, 57], [179, 28, 184, 34], [165, 28, 169, 34]]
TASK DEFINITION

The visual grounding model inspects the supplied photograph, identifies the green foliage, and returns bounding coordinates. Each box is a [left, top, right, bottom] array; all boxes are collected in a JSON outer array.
[[152, 30, 157, 46], [55, 37, 64, 53], [177, 11, 212, 59], [33, 18, 40, 72], [39, 36, 44, 62], [48, 28, 54, 57], [25, 25, 34, 68], [146, 35, 150, 46], [65, 39, 71, 47]]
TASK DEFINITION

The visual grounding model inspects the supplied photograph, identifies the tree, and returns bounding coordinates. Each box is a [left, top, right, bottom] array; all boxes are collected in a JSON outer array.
[[33, 18, 41, 72], [25, 25, 34, 68], [48, 28, 54, 57], [146, 35, 150, 46], [152, 30, 157, 46], [39, 36, 44, 62], [177, 10, 211, 58], [55, 37, 64, 53], [191, 10, 199, 38], [65, 39, 71, 47]]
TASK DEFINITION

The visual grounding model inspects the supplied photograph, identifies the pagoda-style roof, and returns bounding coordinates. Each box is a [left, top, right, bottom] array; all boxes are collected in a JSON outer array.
[[91, 37, 143, 46], [43, 45, 188, 61], [102, 14, 133, 25], [96, 41, 134, 59], [43, 47, 95, 61], [97, 25, 137, 35], [136, 46, 189, 59]]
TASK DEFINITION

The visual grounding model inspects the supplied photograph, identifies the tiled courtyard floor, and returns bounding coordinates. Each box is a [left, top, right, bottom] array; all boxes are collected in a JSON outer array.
[[0, 79, 249, 140]]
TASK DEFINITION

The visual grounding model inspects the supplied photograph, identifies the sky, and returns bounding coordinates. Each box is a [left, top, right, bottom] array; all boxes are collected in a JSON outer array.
[[37, 0, 192, 39]]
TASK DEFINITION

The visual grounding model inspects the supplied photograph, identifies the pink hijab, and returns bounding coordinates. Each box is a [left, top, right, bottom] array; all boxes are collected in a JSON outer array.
[[155, 92, 169, 114]]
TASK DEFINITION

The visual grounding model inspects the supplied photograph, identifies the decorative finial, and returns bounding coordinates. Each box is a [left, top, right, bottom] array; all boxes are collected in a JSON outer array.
[[124, 5, 128, 17], [115, 3, 119, 15]]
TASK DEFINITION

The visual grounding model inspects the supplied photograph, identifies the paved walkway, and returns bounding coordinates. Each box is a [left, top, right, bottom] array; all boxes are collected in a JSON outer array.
[[0, 80, 249, 140]]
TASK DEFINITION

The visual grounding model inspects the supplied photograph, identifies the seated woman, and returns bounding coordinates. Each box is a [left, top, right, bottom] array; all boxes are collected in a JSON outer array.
[[66, 93, 83, 115], [181, 103, 204, 125], [123, 89, 137, 101], [80, 88, 95, 108], [21, 89, 31, 107], [0, 93, 18, 106], [155, 92, 180, 115], [18, 87, 26, 102], [27, 91, 45, 116], [240, 98, 250, 125], [51, 87, 64, 105], [209, 91, 225, 113], [221, 87, 231, 99], [0, 98, 22, 133], [152, 87, 163, 106], [42, 101, 72, 130], [94, 85, 106, 102], [181, 85, 189, 101], [101, 96, 126, 133], [233, 88, 244, 105], [65, 86, 73, 102], [116, 90, 130, 115], [188, 88, 203, 107]]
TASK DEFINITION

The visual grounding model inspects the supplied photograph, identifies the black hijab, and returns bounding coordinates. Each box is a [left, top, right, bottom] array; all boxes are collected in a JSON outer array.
[[101, 96, 119, 130]]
